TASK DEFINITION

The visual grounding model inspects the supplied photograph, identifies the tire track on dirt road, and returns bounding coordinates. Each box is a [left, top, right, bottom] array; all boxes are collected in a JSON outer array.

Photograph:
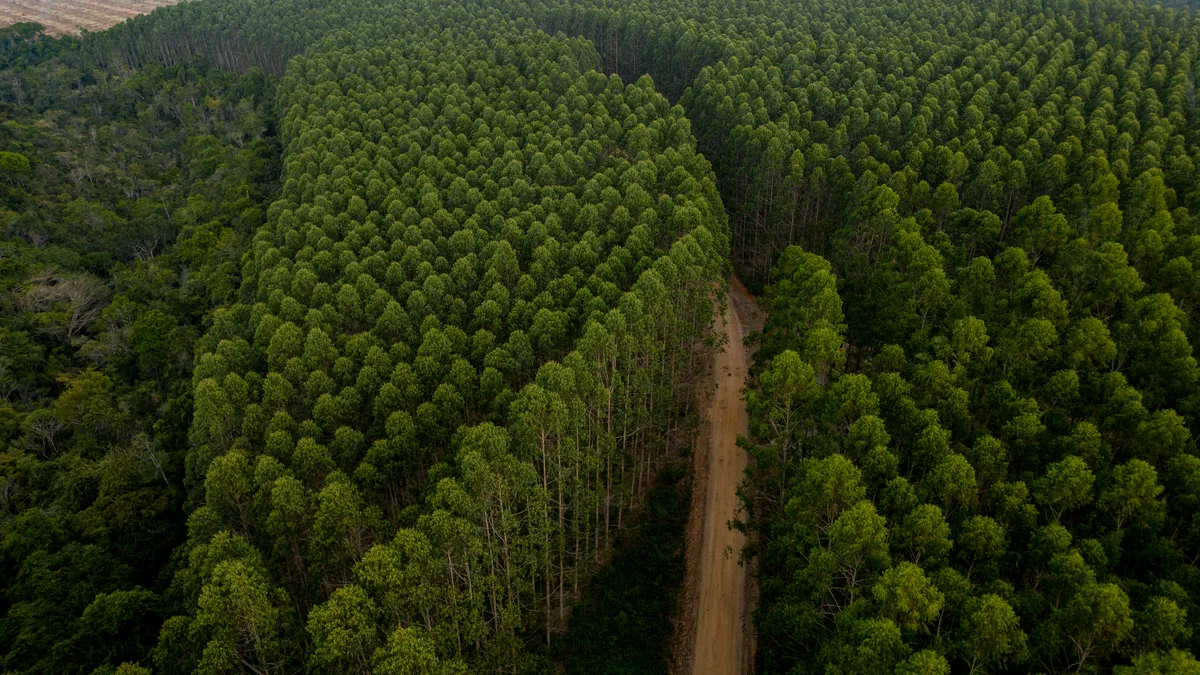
[[689, 278, 759, 675]]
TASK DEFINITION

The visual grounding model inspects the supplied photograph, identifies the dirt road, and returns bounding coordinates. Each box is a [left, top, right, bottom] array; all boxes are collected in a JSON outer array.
[[690, 280, 758, 674]]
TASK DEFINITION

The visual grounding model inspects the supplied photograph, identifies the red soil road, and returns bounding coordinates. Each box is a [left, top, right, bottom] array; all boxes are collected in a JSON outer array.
[[691, 278, 759, 674], [0, 0, 180, 35]]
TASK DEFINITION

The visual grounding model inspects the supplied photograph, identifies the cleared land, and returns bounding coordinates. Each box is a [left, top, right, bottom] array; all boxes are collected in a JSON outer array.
[[0, 0, 179, 35]]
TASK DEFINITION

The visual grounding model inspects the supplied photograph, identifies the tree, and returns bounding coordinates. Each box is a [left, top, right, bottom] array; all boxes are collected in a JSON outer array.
[[1133, 596, 1190, 655], [1115, 650, 1200, 675], [17, 269, 110, 342], [1060, 583, 1133, 671], [895, 650, 950, 675], [958, 516, 1005, 577], [924, 453, 977, 511], [745, 349, 818, 504], [0, 151, 32, 183], [961, 594, 1025, 674], [1100, 460, 1164, 529], [194, 557, 285, 675], [895, 504, 952, 566], [872, 562, 944, 631], [825, 618, 907, 675], [308, 585, 378, 674], [372, 626, 464, 675], [828, 501, 890, 602], [1033, 456, 1094, 521], [788, 454, 866, 531]]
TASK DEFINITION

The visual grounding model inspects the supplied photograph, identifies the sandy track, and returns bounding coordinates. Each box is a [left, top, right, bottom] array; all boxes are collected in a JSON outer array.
[[690, 280, 758, 675]]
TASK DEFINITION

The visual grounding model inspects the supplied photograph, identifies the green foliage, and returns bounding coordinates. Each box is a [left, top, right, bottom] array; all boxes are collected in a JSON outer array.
[[555, 465, 689, 674], [9, 5, 732, 671], [8, 0, 1200, 671], [717, 0, 1200, 670], [0, 55, 278, 675]]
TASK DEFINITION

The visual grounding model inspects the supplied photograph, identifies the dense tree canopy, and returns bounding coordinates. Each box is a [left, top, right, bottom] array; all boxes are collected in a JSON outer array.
[[5, 0, 1200, 672], [0, 54, 277, 675], [722, 0, 1200, 669]]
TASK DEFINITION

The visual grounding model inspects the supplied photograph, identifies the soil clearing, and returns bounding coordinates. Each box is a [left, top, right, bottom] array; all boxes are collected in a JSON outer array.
[[1, 0, 180, 36], [684, 278, 761, 675]]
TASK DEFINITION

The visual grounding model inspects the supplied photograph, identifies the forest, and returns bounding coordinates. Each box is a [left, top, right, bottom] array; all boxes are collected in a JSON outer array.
[[4, 0, 1200, 673]]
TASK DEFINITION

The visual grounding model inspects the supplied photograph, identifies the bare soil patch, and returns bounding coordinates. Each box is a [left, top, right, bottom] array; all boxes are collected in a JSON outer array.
[[1, 0, 180, 36]]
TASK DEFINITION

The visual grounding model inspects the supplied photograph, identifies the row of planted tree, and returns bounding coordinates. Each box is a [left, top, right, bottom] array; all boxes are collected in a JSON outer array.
[[159, 20, 729, 673]]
